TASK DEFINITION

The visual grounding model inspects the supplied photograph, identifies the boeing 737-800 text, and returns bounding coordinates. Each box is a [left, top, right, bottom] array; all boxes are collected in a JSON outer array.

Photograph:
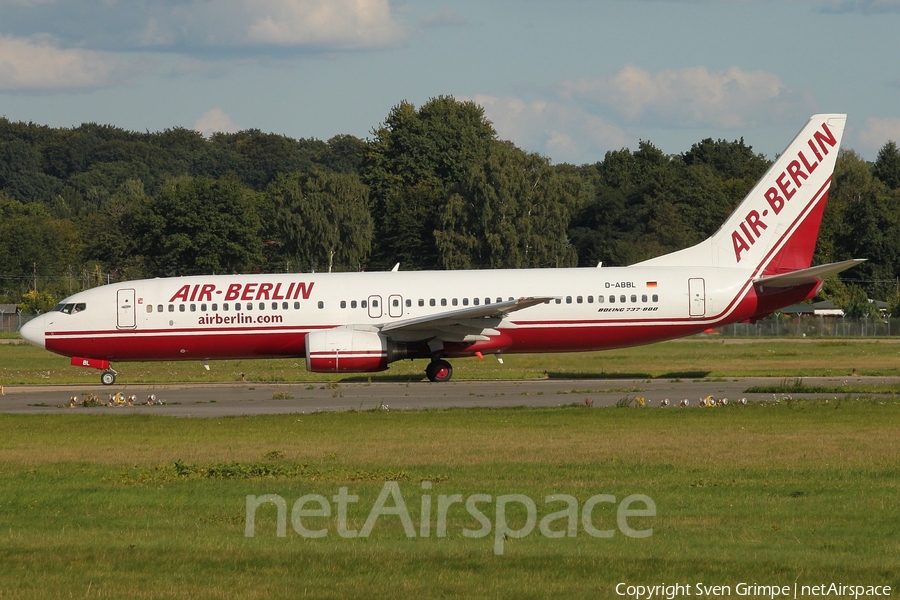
[[20, 114, 862, 384]]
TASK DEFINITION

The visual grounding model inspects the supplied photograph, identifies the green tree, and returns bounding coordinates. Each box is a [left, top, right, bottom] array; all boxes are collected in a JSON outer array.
[[267, 169, 373, 272], [0, 194, 81, 299], [829, 150, 900, 299], [363, 96, 497, 268], [436, 142, 585, 269], [132, 176, 264, 276], [873, 140, 900, 190]]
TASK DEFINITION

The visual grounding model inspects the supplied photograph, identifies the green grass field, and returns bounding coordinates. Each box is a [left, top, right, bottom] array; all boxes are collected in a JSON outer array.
[[1, 400, 899, 598], [4, 337, 900, 385], [2, 339, 900, 598]]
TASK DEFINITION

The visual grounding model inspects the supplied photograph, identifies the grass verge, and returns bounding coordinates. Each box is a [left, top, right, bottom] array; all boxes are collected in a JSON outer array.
[[4, 338, 900, 385], [1, 400, 898, 598]]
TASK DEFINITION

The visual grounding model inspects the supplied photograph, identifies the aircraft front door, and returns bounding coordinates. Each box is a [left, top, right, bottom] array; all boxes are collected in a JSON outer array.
[[688, 278, 706, 318], [117, 288, 136, 329]]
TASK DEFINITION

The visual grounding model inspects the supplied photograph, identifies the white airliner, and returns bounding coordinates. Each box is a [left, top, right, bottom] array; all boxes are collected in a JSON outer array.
[[20, 114, 862, 385]]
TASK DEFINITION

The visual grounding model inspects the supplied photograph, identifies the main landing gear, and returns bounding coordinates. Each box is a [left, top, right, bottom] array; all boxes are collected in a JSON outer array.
[[425, 359, 453, 383]]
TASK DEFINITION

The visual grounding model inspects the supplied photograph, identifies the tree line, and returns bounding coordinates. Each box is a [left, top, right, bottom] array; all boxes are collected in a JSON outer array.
[[2, 96, 900, 317]]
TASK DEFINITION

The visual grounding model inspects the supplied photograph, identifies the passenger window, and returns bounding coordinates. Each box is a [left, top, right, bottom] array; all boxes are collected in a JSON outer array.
[[462, 298, 469, 306], [146, 305, 153, 313], [430, 299, 436, 307], [201, 303, 207, 311], [179, 304, 186, 312], [441, 299, 447, 306], [351, 300, 357, 309], [294, 302, 301, 309], [169, 304, 175, 312], [497, 298, 503, 303], [566, 296, 572, 304], [418, 299, 424, 307], [630, 295, 637, 303], [620, 295, 626, 303], [652, 294, 659, 303], [235, 302, 242, 310], [577, 296, 583, 304], [452, 298, 458, 306], [485, 298, 491, 305], [641, 295, 647, 302], [392, 298, 400, 307], [609, 296, 615, 303], [340, 301, 347, 309], [555, 299, 562, 304], [473, 298, 479, 306], [222, 303, 229, 311], [362, 300, 368, 308], [190, 304, 196, 312], [587, 296, 593, 304], [372, 299, 379, 307], [212, 303, 218, 311], [597, 296, 603, 303], [406, 299, 412, 307], [246, 303, 252, 311], [259, 302, 265, 310], [318, 301, 324, 309], [282, 302, 288, 310], [273, 302, 279, 310]]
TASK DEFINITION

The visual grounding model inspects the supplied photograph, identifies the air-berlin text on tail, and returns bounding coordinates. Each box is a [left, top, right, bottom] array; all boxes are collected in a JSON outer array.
[[731, 121, 838, 263], [168, 281, 315, 303]]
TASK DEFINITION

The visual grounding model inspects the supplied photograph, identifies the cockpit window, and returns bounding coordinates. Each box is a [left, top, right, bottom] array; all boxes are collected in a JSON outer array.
[[56, 303, 87, 315]]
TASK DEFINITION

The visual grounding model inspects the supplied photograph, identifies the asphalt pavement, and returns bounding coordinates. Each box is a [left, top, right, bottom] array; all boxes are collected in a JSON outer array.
[[2, 376, 896, 416]]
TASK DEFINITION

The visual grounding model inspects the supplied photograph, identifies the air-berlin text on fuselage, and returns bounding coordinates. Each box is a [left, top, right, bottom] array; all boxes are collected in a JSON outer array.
[[168, 281, 315, 303], [731, 121, 838, 263]]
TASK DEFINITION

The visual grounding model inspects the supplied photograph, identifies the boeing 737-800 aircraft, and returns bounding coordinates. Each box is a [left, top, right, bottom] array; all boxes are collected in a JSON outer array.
[[20, 114, 862, 384]]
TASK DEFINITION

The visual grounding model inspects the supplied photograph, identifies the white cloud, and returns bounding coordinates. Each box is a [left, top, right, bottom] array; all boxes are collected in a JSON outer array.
[[857, 116, 900, 153], [819, 0, 900, 14], [562, 63, 815, 129], [420, 7, 467, 28], [0, 34, 125, 91], [244, 0, 405, 49], [471, 94, 629, 164], [194, 108, 240, 138]]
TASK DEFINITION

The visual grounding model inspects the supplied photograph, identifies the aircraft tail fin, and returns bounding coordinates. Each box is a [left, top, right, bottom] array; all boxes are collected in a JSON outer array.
[[635, 114, 847, 275]]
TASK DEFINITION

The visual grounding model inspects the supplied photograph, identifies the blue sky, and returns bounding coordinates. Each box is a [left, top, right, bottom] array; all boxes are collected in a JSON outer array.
[[1, 0, 899, 165]]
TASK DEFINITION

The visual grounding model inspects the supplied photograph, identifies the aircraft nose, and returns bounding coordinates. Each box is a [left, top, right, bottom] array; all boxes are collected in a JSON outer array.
[[19, 316, 46, 349]]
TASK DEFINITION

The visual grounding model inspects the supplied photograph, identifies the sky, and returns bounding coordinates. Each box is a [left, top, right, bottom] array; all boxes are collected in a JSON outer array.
[[1, 0, 899, 165]]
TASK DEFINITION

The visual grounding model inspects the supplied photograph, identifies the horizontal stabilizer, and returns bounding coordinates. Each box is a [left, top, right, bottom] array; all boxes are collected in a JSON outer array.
[[753, 259, 866, 288]]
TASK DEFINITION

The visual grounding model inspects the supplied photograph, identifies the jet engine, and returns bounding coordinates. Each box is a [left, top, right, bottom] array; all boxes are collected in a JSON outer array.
[[305, 327, 406, 373]]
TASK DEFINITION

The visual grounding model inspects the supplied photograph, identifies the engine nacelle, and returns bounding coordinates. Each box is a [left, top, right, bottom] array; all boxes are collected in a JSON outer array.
[[305, 328, 404, 373]]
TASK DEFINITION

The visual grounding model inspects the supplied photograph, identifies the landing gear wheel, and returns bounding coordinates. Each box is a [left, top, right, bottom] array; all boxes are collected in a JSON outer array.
[[425, 359, 453, 383], [101, 370, 117, 386]]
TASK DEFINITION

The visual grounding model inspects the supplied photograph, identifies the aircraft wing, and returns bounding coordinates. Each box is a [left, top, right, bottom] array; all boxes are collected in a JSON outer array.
[[379, 296, 552, 343], [753, 259, 866, 288]]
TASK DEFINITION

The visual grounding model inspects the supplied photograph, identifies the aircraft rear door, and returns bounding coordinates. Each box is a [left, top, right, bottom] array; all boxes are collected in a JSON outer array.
[[688, 278, 706, 318], [117, 288, 136, 329]]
